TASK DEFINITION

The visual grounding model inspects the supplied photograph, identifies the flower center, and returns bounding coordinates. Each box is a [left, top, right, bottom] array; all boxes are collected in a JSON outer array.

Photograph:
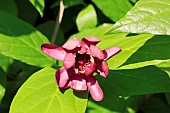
[[74, 53, 94, 74]]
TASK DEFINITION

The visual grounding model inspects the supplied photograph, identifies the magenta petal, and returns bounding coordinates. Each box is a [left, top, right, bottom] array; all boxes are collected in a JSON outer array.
[[41, 44, 66, 61], [79, 41, 89, 54], [103, 46, 121, 61], [87, 76, 103, 101], [62, 37, 80, 50], [63, 53, 75, 69], [84, 63, 96, 76], [71, 75, 87, 91], [90, 45, 104, 59], [96, 61, 109, 78], [55, 67, 69, 88], [82, 37, 101, 45]]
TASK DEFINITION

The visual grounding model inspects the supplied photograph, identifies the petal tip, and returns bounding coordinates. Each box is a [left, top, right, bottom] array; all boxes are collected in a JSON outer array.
[[62, 37, 80, 50], [87, 76, 104, 101], [103, 46, 121, 61]]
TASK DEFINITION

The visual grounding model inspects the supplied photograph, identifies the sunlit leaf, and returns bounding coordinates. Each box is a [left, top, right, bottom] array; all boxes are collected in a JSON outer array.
[[10, 67, 88, 113], [92, 0, 132, 22], [76, 4, 97, 31], [97, 34, 154, 69], [118, 35, 170, 69], [109, 0, 170, 35], [0, 11, 55, 67]]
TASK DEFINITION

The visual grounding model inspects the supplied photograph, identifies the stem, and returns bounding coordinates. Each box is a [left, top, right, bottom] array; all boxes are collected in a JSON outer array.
[[51, 0, 64, 44]]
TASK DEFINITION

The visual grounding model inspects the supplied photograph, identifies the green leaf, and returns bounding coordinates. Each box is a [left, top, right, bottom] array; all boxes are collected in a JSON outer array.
[[76, 5, 97, 31], [0, 11, 55, 67], [97, 34, 154, 69], [118, 35, 170, 69], [87, 66, 170, 112], [101, 66, 170, 97], [10, 67, 88, 113], [0, 85, 5, 102], [109, 0, 170, 35], [157, 59, 170, 77], [92, 0, 132, 22], [29, 0, 44, 17], [0, 54, 13, 72], [0, 0, 17, 16], [70, 23, 128, 39]]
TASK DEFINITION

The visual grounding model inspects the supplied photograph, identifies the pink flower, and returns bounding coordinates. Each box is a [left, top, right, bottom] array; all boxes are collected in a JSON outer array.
[[41, 37, 121, 101]]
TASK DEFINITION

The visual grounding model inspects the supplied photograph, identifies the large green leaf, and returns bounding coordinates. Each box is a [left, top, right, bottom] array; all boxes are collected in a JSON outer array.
[[109, 0, 170, 35], [0, 0, 17, 16], [76, 5, 97, 31], [10, 67, 88, 113], [0, 11, 55, 67], [87, 66, 170, 112], [92, 0, 132, 22], [29, 0, 44, 17]]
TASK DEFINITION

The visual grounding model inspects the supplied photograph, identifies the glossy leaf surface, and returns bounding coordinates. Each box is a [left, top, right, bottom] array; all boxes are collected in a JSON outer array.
[[10, 67, 88, 113], [109, 0, 170, 35]]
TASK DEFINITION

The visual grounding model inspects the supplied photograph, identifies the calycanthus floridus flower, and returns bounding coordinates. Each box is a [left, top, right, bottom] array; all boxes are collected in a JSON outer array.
[[41, 37, 121, 101]]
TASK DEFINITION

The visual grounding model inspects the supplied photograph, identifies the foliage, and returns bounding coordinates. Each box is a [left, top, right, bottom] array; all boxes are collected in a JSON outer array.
[[0, 0, 169, 113]]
